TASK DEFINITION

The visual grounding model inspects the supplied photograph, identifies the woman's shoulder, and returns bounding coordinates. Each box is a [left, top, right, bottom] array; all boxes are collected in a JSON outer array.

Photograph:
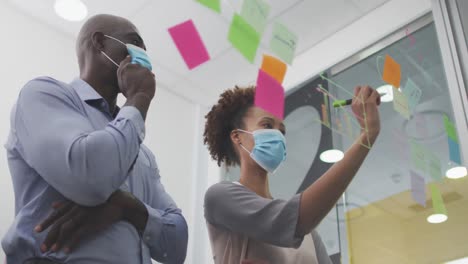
[[204, 181, 242, 203]]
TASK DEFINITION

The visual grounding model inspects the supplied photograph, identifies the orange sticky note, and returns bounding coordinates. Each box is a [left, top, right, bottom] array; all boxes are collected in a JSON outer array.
[[382, 54, 401, 88], [261, 54, 287, 84]]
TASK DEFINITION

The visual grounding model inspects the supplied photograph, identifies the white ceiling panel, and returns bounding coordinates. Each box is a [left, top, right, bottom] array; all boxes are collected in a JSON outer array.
[[351, 0, 390, 13], [277, 0, 362, 55], [6, 0, 150, 36]]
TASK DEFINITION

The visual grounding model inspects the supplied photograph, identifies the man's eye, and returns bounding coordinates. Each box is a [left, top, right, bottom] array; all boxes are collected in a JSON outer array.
[[132, 40, 139, 45], [263, 123, 273, 128]]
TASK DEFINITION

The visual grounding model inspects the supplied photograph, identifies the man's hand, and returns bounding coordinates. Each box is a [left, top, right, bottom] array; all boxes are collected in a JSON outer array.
[[118, 55, 156, 100], [34, 191, 148, 253]]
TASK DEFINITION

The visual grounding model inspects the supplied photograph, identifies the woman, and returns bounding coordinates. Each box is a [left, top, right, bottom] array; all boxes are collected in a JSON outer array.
[[203, 85, 381, 264]]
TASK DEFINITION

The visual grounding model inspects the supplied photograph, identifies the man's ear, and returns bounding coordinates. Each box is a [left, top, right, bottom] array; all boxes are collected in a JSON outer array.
[[91, 32, 106, 52]]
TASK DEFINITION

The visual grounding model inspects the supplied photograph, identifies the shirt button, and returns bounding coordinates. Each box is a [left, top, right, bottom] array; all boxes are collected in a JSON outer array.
[[145, 235, 151, 241]]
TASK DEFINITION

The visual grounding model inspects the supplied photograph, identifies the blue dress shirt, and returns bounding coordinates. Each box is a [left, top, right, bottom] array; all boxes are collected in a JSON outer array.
[[2, 77, 188, 264]]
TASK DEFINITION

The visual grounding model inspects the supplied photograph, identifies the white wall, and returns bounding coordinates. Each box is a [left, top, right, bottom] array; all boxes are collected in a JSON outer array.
[[0, 1, 77, 261]]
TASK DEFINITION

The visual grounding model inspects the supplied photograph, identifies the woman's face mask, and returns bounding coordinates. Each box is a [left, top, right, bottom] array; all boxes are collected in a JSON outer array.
[[101, 34, 153, 71], [237, 129, 287, 174]]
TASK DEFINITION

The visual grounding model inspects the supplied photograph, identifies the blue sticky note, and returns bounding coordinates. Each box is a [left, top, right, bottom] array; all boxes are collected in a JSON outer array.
[[448, 137, 461, 165]]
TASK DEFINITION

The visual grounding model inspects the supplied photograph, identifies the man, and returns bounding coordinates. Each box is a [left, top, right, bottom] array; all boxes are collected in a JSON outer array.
[[2, 14, 188, 264]]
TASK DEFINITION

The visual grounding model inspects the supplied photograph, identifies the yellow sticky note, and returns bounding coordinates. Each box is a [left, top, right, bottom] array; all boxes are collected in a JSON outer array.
[[382, 54, 401, 88], [261, 55, 287, 84]]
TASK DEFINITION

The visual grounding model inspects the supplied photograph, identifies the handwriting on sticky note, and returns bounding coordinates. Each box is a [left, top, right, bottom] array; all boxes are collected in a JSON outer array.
[[382, 54, 401, 88], [261, 55, 287, 84], [168, 20, 210, 70], [241, 0, 270, 34], [228, 14, 261, 63], [270, 22, 298, 65], [196, 0, 221, 13], [254, 70, 285, 119], [393, 88, 410, 119], [430, 184, 447, 215], [410, 171, 426, 207], [402, 78, 422, 112]]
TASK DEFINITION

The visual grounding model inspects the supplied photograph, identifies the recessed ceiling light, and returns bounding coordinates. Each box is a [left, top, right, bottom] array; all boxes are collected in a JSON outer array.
[[320, 149, 344, 163], [446, 166, 467, 179], [54, 0, 88, 22], [376, 84, 395, 103], [427, 213, 448, 224]]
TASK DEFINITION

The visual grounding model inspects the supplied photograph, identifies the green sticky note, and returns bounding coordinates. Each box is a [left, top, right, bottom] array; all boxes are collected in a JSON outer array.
[[402, 78, 422, 112], [241, 0, 270, 34], [270, 22, 298, 65], [228, 14, 261, 63], [430, 184, 447, 215], [427, 151, 442, 181], [196, 0, 221, 13], [393, 87, 411, 119], [410, 140, 426, 172], [443, 115, 458, 142]]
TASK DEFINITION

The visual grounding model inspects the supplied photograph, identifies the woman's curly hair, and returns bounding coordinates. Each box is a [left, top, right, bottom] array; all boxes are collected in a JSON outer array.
[[203, 86, 255, 167]]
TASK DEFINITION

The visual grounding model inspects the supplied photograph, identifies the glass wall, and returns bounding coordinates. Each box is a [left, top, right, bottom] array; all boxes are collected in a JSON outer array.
[[327, 14, 468, 264]]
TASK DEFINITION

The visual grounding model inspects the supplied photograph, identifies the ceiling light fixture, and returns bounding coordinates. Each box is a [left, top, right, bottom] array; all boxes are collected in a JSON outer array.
[[320, 149, 344, 163], [446, 166, 467, 179], [54, 0, 88, 22]]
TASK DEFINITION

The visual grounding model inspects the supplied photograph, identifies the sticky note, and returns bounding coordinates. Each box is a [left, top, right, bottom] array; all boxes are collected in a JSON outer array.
[[196, 0, 221, 13], [393, 88, 410, 119], [168, 20, 210, 70], [402, 78, 422, 112], [448, 137, 462, 165], [410, 140, 426, 172], [228, 14, 261, 63], [254, 70, 284, 119], [410, 171, 426, 207], [430, 184, 447, 215], [427, 152, 442, 181], [443, 115, 458, 142], [241, 0, 270, 34], [382, 54, 401, 88], [261, 55, 287, 84], [270, 22, 298, 65]]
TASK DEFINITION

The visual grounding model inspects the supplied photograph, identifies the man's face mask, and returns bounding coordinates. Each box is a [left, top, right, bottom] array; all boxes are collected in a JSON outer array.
[[101, 34, 153, 71], [237, 129, 287, 174]]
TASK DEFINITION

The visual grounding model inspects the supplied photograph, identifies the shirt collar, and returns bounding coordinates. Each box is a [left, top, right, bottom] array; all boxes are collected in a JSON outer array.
[[69, 78, 104, 102], [69, 78, 120, 117]]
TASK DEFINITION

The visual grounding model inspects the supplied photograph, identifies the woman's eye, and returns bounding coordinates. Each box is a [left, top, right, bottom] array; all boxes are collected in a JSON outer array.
[[263, 123, 273, 128]]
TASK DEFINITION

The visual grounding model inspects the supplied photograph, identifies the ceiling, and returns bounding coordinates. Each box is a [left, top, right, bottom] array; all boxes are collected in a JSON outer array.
[[6, 0, 390, 106]]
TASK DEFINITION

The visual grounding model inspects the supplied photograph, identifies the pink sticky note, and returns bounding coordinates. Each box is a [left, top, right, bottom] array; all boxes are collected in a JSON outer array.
[[168, 20, 210, 70], [254, 69, 285, 119]]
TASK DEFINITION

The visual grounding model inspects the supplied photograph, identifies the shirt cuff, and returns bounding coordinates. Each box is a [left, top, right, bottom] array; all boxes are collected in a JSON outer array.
[[116, 106, 146, 142], [142, 204, 188, 263]]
